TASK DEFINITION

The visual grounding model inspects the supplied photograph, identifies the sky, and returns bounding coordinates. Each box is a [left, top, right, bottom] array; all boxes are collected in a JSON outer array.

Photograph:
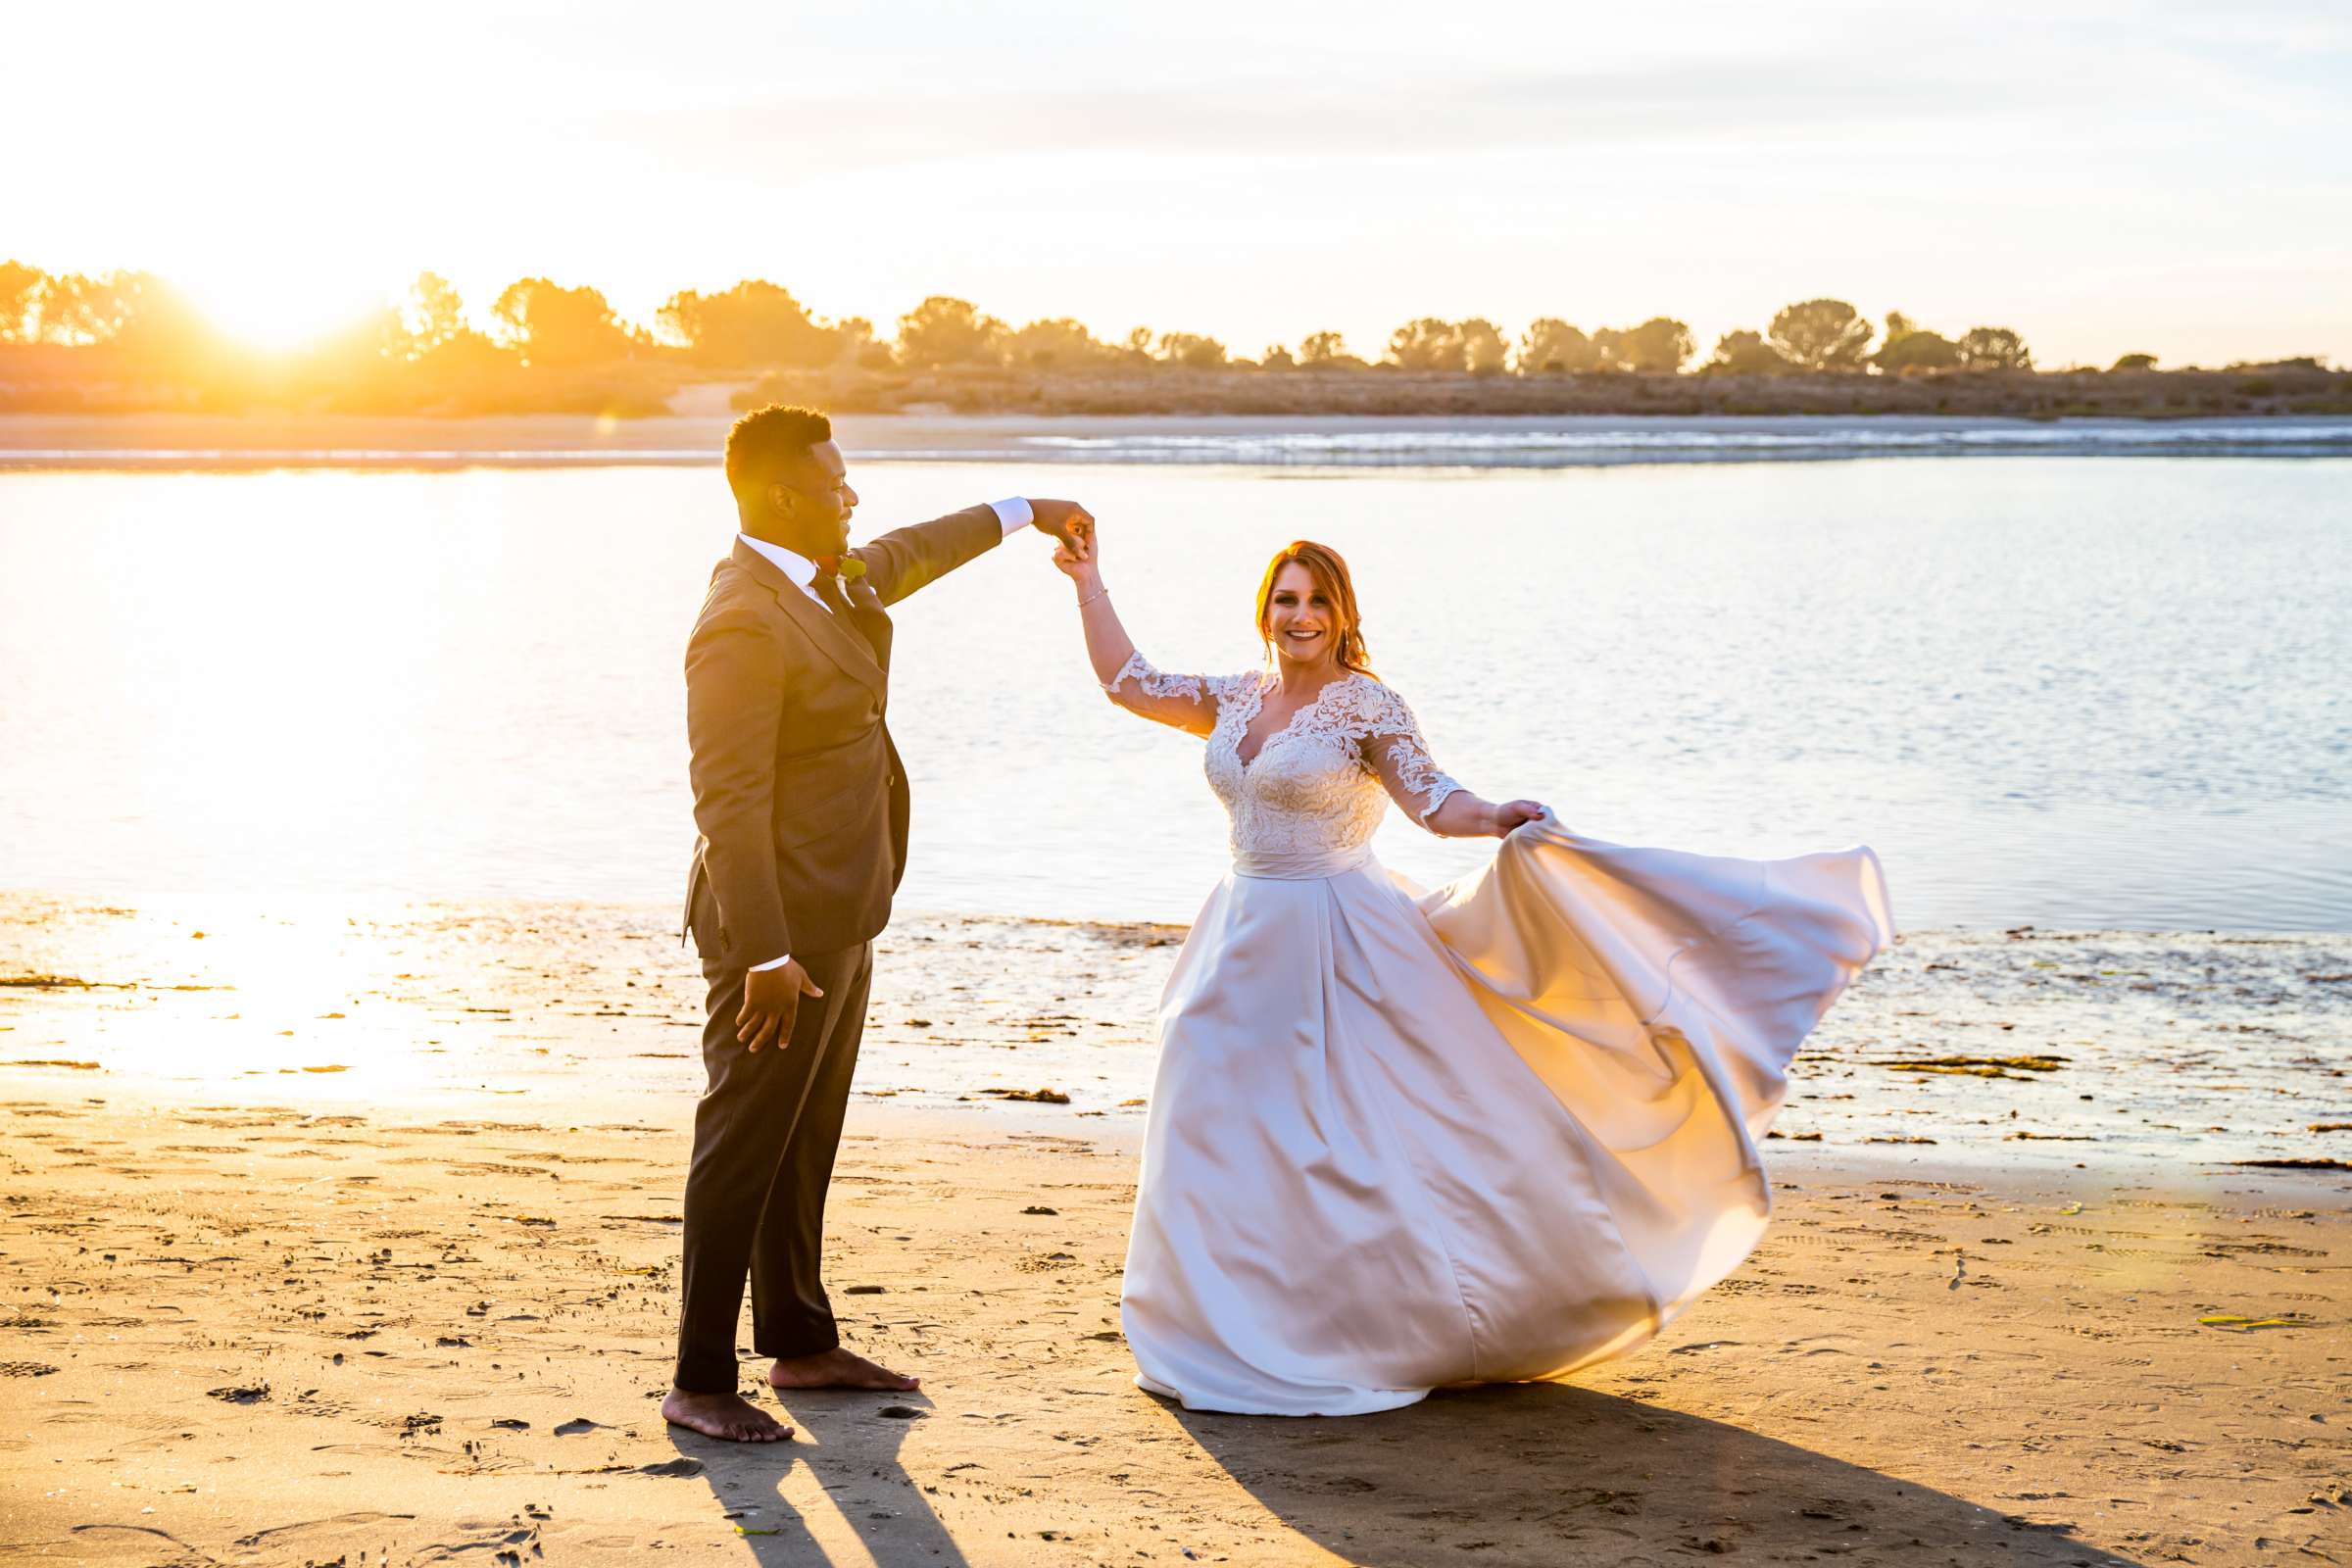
[[7, 0, 2348, 368]]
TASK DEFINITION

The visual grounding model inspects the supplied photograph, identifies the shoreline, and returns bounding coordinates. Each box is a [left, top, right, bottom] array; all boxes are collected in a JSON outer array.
[[5, 893, 2346, 1173], [4, 410, 2352, 471]]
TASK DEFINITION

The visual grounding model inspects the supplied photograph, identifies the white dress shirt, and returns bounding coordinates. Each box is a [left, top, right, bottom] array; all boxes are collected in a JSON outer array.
[[740, 497, 1035, 972]]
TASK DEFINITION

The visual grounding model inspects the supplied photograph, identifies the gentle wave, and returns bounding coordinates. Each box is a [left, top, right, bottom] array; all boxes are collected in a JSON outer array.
[[3, 417, 2349, 471], [1002, 421, 2352, 466]]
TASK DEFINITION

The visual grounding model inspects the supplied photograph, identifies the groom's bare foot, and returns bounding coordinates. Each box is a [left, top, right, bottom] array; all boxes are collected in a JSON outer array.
[[767, 1347, 919, 1392], [662, 1389, 792, 1443]]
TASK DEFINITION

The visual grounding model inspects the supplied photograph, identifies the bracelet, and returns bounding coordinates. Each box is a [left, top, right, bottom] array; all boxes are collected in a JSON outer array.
[[1078, 585, 1110, 610]]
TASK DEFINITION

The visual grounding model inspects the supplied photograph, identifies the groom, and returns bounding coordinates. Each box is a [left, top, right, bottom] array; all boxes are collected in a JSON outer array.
[[665, 404, 1091, 1443]]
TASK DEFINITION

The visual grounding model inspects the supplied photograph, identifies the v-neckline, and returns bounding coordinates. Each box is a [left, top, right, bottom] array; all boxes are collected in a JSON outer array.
[[1235, 672, 1352, 771]]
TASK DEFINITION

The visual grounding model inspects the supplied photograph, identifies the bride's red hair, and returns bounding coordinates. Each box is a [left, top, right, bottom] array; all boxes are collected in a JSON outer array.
[[1255, 540, 1375, 677]]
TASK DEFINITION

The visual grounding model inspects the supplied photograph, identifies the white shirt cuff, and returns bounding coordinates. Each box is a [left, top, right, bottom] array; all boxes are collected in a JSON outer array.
[[989, 497, 1033, 535], [749, 954, 792, 971]]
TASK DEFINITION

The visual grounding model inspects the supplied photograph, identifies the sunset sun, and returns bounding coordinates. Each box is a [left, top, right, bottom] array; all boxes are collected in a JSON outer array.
[[177, 268, 392, 354]]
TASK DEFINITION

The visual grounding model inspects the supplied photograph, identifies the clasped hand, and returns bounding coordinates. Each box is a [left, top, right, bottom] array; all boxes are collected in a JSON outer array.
[[1028, 499, 1094, 557]]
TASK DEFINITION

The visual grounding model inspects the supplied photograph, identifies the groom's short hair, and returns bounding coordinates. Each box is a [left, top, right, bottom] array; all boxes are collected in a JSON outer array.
[[725, 405, 833, 509]]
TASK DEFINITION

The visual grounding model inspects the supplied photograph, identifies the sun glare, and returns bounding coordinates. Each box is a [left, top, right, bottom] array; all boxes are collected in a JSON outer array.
[[177, 270, 392, 355]]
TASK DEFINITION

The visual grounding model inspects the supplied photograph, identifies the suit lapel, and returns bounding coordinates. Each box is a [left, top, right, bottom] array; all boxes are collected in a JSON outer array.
[[728, 539, 887, 698]]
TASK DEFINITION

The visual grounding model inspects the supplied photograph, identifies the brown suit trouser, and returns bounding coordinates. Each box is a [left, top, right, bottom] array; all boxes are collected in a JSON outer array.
[[672, 921, 874, 1395]]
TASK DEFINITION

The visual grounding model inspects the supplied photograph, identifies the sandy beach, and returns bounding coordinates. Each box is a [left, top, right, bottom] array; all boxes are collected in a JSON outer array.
[[3, 897, 2348, 1564]]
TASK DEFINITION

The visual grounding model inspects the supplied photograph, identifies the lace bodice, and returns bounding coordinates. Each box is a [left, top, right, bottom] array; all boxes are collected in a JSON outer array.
[[1105, 654, 1463, 875]]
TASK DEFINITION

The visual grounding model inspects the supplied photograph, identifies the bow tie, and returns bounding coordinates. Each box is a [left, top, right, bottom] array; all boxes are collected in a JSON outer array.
[[811, 554, 866, 581]]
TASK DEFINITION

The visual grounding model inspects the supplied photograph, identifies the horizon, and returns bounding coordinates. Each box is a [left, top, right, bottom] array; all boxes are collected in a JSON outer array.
[[9, 256, 2336, 375], [0, 257, 2337, 375], [5, 2, 2347, 370]]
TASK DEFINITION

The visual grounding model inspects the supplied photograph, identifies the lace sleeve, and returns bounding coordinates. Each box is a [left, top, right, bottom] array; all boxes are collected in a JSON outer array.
[[1101, 651, 1217, 736], [1351, 681, 1465, 827]]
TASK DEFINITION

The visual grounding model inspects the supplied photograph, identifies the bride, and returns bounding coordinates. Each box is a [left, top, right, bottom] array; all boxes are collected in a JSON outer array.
[[1052, 531, 1893, 1417]]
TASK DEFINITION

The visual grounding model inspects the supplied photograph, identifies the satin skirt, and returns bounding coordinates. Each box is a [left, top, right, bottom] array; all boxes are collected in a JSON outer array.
[[1119, 813, 1894, 1416]]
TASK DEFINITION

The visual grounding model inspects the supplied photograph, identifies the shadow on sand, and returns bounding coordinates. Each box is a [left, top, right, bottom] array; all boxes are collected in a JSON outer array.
[[1164, 1383, 2148, 1567], [662, 1380, 2148, 1566], [669, 1389, 968, 1568]]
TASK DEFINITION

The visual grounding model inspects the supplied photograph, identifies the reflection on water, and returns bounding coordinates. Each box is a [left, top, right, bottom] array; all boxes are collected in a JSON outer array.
[[0, 456, 2347, 930]]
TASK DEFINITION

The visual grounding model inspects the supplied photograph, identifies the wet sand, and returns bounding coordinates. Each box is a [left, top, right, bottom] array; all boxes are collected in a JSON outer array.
[[3, 898, 2349, 1564], [4, 896, 2345, 1166]]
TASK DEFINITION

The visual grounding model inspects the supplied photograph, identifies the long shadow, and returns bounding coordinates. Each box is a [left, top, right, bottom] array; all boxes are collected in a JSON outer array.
[[669, 1388, 968, 1567], [1167, 1383, 2148, 1567]]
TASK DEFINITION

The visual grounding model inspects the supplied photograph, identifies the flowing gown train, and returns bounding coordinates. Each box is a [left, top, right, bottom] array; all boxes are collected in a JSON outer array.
[[1101, 656, 1894, 1417]]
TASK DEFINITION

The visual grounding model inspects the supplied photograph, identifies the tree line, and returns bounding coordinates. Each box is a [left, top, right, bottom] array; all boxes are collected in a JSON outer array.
[[1, 260, 2086, 379], [8, 260, 2333, 425]]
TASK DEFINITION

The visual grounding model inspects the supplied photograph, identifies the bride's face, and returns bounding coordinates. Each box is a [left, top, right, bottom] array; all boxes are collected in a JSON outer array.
[[1265, 562, 1344, 670]]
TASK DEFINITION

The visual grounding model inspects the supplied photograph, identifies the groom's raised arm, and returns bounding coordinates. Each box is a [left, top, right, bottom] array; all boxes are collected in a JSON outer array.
[[855, 498, 1093, 607], [853, 504, 1009, 608], [685, 605, 791, 968]]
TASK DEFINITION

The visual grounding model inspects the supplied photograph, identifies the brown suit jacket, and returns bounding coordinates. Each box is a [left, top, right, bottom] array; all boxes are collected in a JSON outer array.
[[684, 506, 1004, 965]]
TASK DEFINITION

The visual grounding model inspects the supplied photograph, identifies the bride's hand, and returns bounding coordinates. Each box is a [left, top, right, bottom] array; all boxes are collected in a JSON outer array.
[[1053, 529, 1100, 585], [1491, 800, 1548, 835]]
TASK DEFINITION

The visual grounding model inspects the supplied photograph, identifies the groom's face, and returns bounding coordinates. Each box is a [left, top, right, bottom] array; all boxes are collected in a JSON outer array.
[[768, 439, 859, 552]]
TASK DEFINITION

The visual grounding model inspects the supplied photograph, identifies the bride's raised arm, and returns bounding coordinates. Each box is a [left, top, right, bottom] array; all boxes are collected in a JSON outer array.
[[1052, 529, 1218, 737], [1357, 683, 1548, 839]]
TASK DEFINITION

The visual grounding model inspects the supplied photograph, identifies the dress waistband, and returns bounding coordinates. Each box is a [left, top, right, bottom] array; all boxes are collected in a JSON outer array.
[[1231, 845, 1376, 881]]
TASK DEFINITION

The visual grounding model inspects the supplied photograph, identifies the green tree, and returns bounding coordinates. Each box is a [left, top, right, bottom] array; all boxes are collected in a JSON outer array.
[[490, 277, 631, 367], [1590, 326, 1633, 372], [1260, 343, 1298, 370], [1956, 325, 2033, 370], [33, 271, 112, 343], [402, 272, 466, 359], [660, 280, 834, 368], [1008, 317, 1114, 370], [1876, 321, 1960, 372], [1516, 318, 1596, 374], [833, 317, 895, 370], [1768, 299, 1874, 372], [412, 326, 515, 384], [0, 260, 41, 343], [1387, 318, 1466, 371], [1458, 318, 1510, 376], [1156, 331, 1228, 369], [2109, 352, 2157, 371], [1623, 317, 1694, 373], [1298, 330, 1360, 368], [1879, 332, 1960, 371], [1705, 329, 1790, 375], [896, 296, 1006, 368]]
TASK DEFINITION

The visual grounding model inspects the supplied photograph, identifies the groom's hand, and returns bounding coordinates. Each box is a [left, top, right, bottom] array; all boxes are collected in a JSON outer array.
[[739, 959, 824, 1053], [1027, 499, 1094, 554]]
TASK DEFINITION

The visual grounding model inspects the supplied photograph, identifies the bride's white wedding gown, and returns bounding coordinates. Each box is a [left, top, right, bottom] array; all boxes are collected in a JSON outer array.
[[1102, 655, 1894, 1417]]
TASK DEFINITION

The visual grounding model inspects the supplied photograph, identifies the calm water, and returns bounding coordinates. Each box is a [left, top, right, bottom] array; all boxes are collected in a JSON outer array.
[[1, 454, 2346, 930]]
